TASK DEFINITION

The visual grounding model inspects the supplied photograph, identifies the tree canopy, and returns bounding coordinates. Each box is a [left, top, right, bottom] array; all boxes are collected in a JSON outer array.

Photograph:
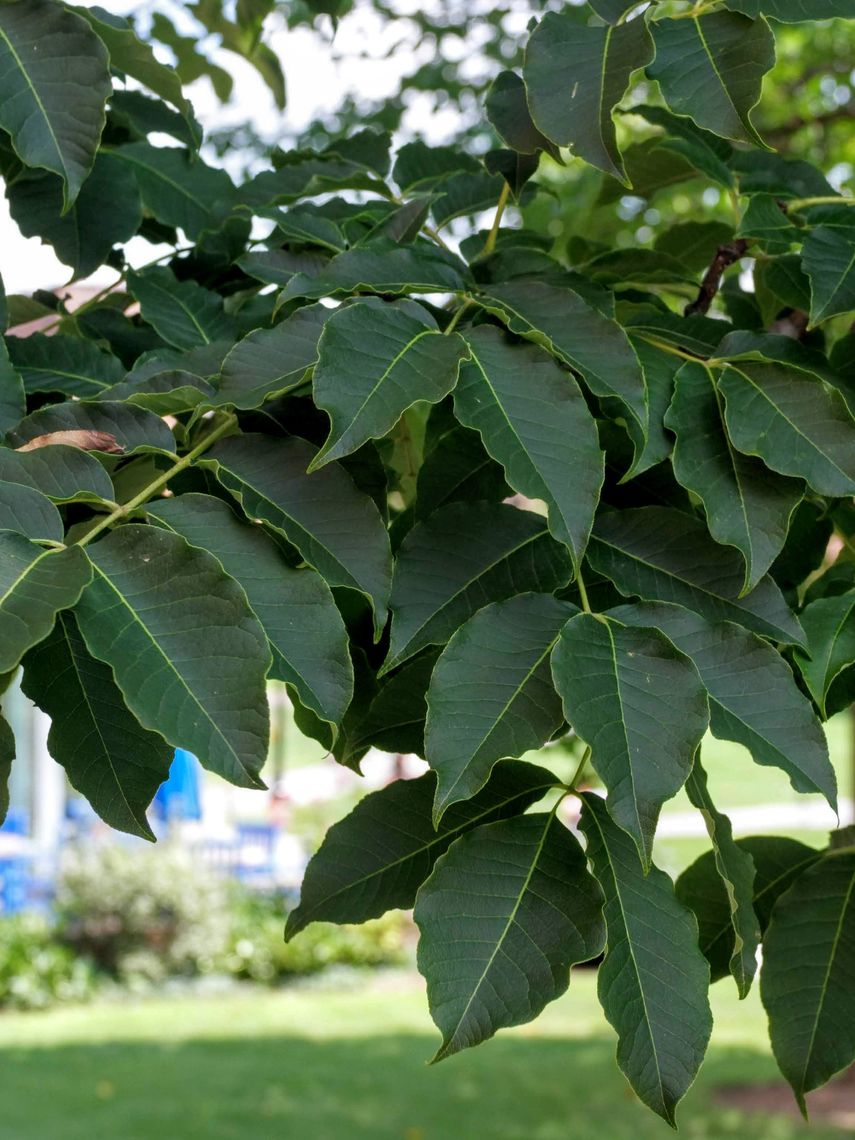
[[1, 0, 855, 1126]]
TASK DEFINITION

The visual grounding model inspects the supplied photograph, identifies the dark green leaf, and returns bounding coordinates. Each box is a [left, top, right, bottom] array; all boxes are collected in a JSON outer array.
[[74, 525, 271, 788], [0, 342, 24, 433], [794, 594, 855, 718], [676, 836, 820, 984], [0, 443, 113, 503], [736, 194, 802, 255], [718, 362, 855, 497], [726, 0, 854, 19], [666, 360, 803, 592], [416, 812, 605, 1060], [5, 153, 142, 279], [647, 12, 774, 148], [525, 12, 653, 183], [311, 298, 469, 467], [478, 281, 646, 443], [204, 433, 392, 636], [802, 225, 855, 324], [384, 502, 574, 673], [485, 70, 558, 159], [415, 422, 510, 520], [113, 143, 235, 239], [0, 482, 63, 541], [212, 303, 331, 410], [343, 649, 438, 763], [588, 507, 806, 645], [0, 711, 12, 824], [392, 142, 480, 195], [579, 793, 712, 1127], [623, 104, 734, 188], [607, 601, 836, 807], [426, 593, 574, 819], [6, 333, 124, 398], [6, 400, 177, 455], [278, 241, 470, 303], [129, 267, 236, 351], [102, 369, 215, 416], [0, 534, 91, 671], [238, 248, 329, 287], [684, 755, 759, 998], [552, 612, 708, 867], [761, 851, 855, 1113], [455, 325, 603, 568], [0, 0, 110, 206], [21, 611, 172, 839], [285, 759, 556, 937], [148, 493, 353, 731]]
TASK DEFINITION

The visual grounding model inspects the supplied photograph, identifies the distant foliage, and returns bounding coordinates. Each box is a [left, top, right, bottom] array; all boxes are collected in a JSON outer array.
[[0, 0, 854, 1124]]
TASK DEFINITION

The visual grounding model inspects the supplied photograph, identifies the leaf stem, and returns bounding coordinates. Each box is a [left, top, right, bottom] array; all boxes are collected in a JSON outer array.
[[787, 195, 855, 210], [576, 566, 593, 614], [75, 413, 237, 548], [569, 745, 592, 792], [480, 182, 510, 258], [636, 333, 705, 362], [444, 298, 472, 336]]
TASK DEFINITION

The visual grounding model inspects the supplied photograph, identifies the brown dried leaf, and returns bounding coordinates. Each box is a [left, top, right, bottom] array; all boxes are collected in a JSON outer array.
[[15, 430, 124, 454]]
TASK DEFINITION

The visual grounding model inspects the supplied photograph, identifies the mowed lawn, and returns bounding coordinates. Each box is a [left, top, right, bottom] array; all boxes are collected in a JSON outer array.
[[0, 971, 845, 1140]]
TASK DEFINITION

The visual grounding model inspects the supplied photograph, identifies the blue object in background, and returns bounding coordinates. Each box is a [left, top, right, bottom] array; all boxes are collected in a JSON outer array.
[[0, 857, 30, 913], [152, 749, 202, 822], [0, 808, 28, 836]]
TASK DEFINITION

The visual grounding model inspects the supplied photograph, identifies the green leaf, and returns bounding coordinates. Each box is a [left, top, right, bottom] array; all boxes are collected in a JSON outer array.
[[0, 342, 24, 434], [6, 400, 176, 456], [552, 612, 708, 867], [431, 171, 509, 228], [102, 369, 215, 416], [6, 333, 124, 399], [676, 836, 820, 985], [392, 142, 480, 195], [238, 249, 329, 287], [128, 267, 236, 351], [342, 649, 438, 763], [794, 594, 855, 719], [455, 325, 604, 568], [579, 792, 713, 1127], [665, 360, 803, 593], [310, 298, 469, 468], [21, 611, 172, 839], [524, 12, 653, 183], [802, 225, 855, 324], [109, 89, 201, 151], [269, 205, 346, 253], [684, 755, 759, 998], [384, 502, 574, 673], [73, 6, 192, 116], [0, 482, 63, 542], [113, 143, 235, 240], [416, 422, 510, 520], [0, 443, 113, 503], [607, 602, 837, 808], [0, 0, 110, 207], [718, 362, 855, 498], [478, 282, 646, 443], [647, 12, 775, 148], [0, 534, 91, 671], [726, 0, 854, 19], [736, 194, 802, 255], [625, 104, 734, 189], [0, 711, 13, 824], [204, 433, 392, 636], [588, 507, 806, 646], [485, 70, 558, 160], [285, 759, 556, 938], [761, 851, 855, 1113], [277, 241, 470, 303], [624, 336, 677, 477], [74, 525, 271, 789], [212, 303, 330, 410], [415, 811, 605, 1061], [148, 493, 353, 731], [426, 593, 574, 820], [5, 153, 143, 280], [653, 220, 736, 273]]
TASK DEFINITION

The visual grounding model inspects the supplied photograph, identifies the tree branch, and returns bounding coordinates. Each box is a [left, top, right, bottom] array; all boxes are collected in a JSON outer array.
[[684, 238, 748, 317]]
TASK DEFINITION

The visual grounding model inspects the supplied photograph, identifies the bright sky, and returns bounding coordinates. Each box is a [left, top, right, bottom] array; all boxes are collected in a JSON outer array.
[[2, 0, 532, 293]]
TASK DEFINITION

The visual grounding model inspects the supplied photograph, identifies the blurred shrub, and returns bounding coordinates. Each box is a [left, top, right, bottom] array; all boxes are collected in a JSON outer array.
[[223, 892, 412, 984], [0, 914, 94, 1010], [55, 843, 232, 984]]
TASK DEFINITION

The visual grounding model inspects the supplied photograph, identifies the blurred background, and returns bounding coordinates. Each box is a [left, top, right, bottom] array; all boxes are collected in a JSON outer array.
[[1, 1, 854, 1137]]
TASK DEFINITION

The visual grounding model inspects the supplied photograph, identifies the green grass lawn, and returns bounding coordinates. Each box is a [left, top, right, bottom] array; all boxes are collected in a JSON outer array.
[[0, 972, 844, 1140]]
